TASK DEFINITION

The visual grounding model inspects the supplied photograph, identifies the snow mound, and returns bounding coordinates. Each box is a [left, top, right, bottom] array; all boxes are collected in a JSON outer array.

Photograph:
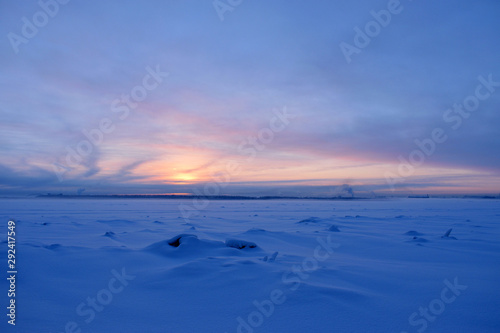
[[297, 217, 321, 224], [44, 244, 62, 250], [138, 229, 157, 233], [328, 225, 341, 232], [412, 237, 428, 243], [103, 231, 116, 238], [96, 219, 134, 225], [404, 230, 424, 236], [245, 228, 267, 233], [225, 239, 258, 249], [167, 234, 198, 247], [144, 234, 227, 258]]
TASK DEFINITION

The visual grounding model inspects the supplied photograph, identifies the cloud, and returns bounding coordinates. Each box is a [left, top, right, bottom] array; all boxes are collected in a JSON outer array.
[[1, 0, 499, 195]]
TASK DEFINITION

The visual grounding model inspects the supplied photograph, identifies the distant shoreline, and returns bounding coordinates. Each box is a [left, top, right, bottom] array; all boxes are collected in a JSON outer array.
[[34, 194, 365, 200], [22, 194, 500, 200]]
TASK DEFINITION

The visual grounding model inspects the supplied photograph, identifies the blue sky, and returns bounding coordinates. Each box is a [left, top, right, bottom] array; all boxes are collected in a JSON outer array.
[[1, 0, 499, 196]]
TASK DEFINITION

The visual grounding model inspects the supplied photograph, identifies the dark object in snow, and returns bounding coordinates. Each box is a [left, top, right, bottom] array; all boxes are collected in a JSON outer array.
[[225, 239, 257, 249], [167, 234, 198, 247], [263, 252, 278, 262], [441, 228, 457, 240]]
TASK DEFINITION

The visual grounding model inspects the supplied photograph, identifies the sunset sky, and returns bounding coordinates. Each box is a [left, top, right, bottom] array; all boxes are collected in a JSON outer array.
[[1, 0, 499, 196]]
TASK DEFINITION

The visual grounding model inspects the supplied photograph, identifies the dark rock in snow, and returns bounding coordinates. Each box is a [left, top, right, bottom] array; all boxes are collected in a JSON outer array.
[[225, 239, 258, 249]]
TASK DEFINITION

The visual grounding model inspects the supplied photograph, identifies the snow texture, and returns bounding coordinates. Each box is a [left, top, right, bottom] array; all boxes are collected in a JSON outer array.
[[0, 198, 499, 332]]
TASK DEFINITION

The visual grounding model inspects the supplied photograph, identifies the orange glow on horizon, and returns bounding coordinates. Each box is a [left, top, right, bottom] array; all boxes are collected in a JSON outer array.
[[172, 172, 197, 182]]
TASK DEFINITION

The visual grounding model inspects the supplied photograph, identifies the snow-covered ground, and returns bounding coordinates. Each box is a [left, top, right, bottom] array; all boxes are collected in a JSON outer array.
[[0, 198, 499, 332]]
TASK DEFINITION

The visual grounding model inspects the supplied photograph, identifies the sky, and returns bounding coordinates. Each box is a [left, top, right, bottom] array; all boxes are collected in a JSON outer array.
[[1, 0, 499, 197]]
